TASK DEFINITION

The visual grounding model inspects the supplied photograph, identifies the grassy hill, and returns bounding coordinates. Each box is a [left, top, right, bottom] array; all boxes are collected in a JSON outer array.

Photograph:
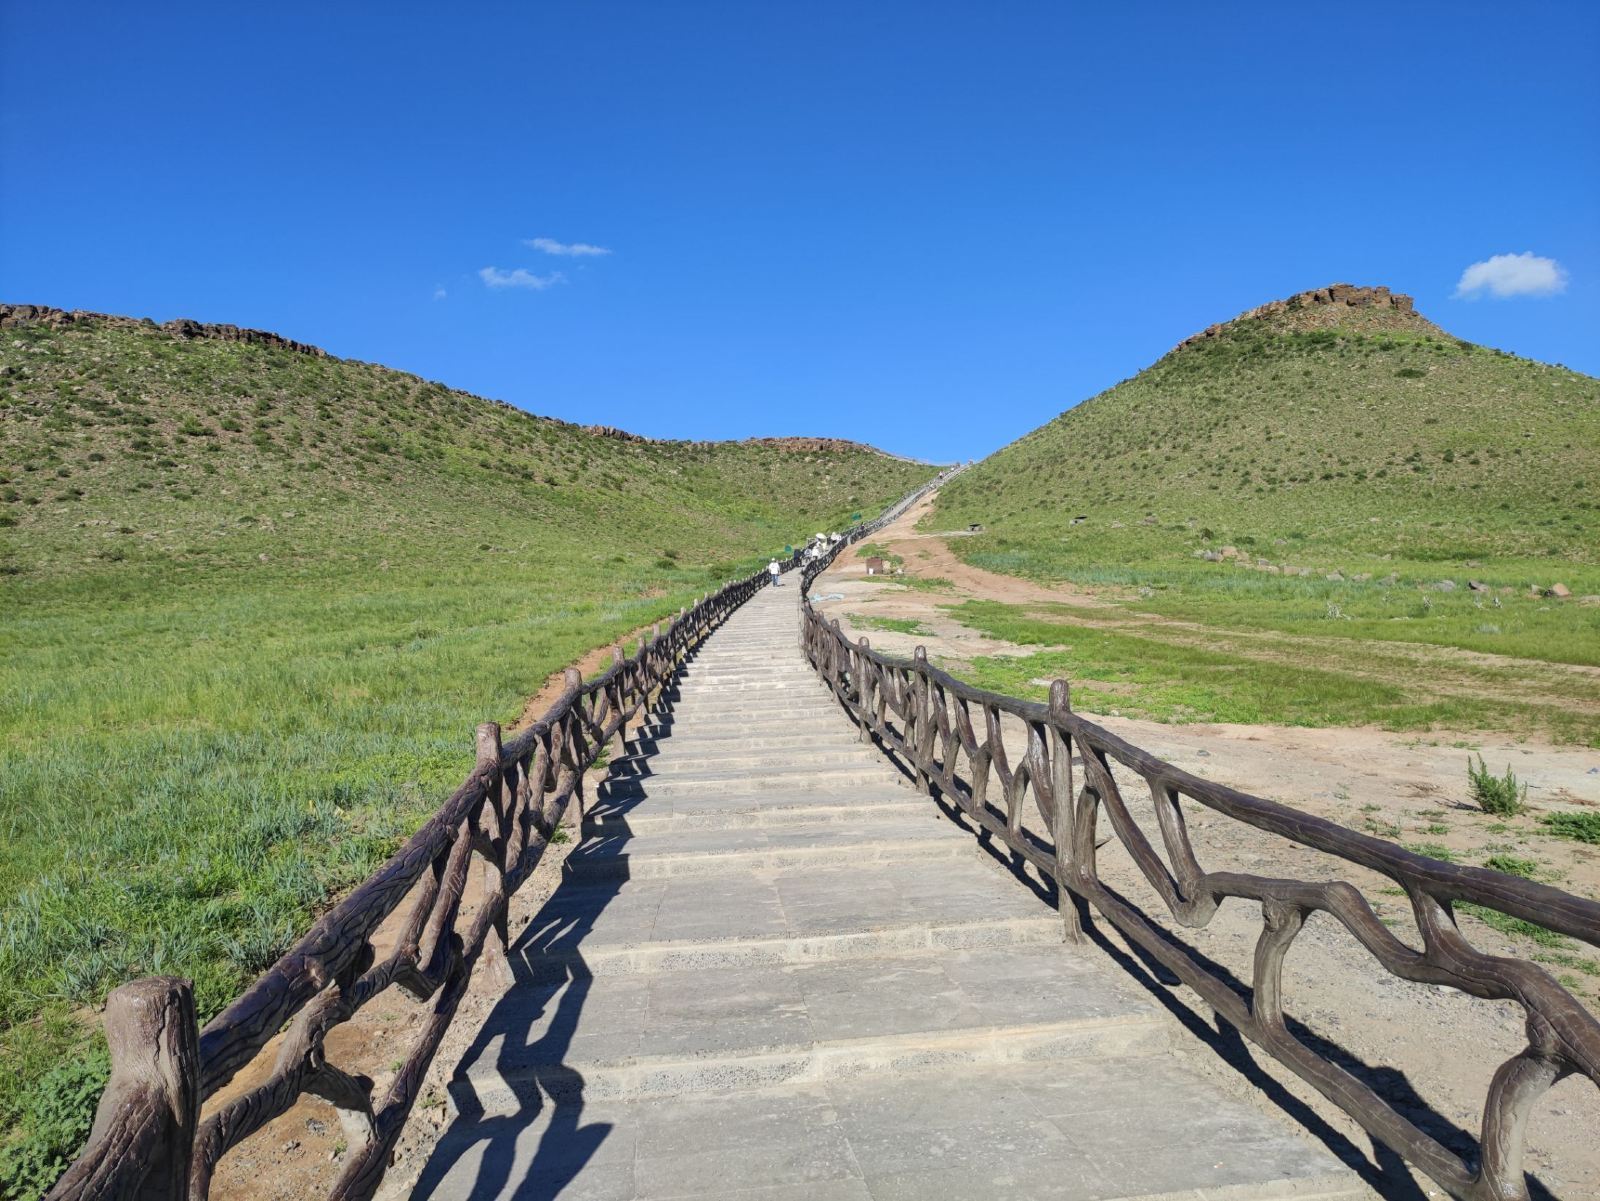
[[931, 285, 1600, 733], [0, 308, 935, 1193]]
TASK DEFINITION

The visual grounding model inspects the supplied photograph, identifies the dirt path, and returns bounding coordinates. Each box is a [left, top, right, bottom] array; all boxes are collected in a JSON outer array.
[[816, 490, 1600, 1198], [844, 495, 1600, 705]]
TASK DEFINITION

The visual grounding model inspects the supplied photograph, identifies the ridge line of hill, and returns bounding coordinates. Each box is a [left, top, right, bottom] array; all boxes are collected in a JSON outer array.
[[0, 302, 922, 460]]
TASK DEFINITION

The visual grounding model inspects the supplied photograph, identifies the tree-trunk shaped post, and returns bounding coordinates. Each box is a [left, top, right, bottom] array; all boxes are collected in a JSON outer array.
[[473, 723, 515, 992], [1047, 680, 1083, 943], [559, 667, 586, 833], [855, 637, 872, 743], [47, 977, 198, 1201]]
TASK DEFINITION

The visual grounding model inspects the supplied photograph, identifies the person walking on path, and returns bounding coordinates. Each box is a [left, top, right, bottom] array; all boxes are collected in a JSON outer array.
[[768, 557, 782, 587]]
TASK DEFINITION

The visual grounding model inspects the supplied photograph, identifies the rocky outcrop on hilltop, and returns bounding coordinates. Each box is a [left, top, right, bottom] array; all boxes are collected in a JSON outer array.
[[1173, 284, 1441, 353], [584, 424, 647, 442], [0, 302, 328, 357]]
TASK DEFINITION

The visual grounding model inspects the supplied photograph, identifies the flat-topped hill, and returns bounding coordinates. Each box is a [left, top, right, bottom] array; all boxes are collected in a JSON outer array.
[[936, 284, 1599, 572]]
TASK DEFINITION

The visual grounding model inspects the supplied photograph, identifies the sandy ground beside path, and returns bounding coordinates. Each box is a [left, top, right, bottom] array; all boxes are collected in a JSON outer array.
[[814, 493, 1600, 1200]]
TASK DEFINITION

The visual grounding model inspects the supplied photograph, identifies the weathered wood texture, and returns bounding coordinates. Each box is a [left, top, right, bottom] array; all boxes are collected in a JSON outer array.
[[798, 486, 1599, 1201], [47, 562, 782, 1201]]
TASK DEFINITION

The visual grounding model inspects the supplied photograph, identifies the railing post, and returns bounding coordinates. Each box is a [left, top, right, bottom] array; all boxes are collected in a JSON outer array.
[[559, 667, 586, 835], [474, 723, 515, 991], [47, 977, 199, 1201], [1047, 679, 1083, 944], [855, 637, 872, 743], [911, 646, 932, 794]]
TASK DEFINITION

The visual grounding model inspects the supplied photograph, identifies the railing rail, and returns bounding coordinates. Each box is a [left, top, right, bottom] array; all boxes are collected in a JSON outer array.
[[798, 480, 1599, 1201], [47, 546, 811, 1201]]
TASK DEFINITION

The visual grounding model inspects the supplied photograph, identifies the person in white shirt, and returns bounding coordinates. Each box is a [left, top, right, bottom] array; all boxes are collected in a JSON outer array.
[[768, 558, 782, 586]]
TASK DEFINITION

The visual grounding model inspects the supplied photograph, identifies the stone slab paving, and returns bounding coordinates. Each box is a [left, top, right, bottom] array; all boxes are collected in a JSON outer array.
[[414, 585, 1367, 1200]]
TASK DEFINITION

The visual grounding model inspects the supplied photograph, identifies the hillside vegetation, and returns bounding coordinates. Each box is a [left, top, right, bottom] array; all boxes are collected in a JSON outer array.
[[933, 287, 1600, 703], [0, 310, 934, 1192]]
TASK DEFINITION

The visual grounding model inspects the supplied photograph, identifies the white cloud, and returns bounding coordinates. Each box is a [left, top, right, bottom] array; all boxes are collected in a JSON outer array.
[[479, 266, 567, 291], [432, 286, 448, 301], [525, 237, 612, 257], [1453, 252, 1568, 299]]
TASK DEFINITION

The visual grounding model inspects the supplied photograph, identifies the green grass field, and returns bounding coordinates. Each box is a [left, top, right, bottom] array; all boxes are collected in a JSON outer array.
[[942, 599, 1600, 743], [0, 316, 935, 1194], [931, 295, 1600, 742]]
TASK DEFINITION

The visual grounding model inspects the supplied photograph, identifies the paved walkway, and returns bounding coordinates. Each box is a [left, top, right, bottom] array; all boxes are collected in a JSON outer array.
[[413, 585, 1364, 1201]]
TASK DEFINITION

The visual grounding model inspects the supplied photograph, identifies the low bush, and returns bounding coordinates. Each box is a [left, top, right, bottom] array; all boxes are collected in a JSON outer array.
[[1468, 754, 1526, 816], [1541, 811, 1600, 845]]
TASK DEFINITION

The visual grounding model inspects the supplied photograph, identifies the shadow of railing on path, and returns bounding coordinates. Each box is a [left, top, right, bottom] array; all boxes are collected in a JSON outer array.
[[408, 648, 712, 1200]]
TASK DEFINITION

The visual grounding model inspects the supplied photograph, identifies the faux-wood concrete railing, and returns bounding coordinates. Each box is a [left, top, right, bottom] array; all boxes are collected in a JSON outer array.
[[46, 563, 785, 1201], [799, 507, 1600, 1201]]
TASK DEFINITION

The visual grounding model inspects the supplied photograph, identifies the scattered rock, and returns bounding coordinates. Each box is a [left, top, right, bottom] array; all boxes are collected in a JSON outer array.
[[1467, 580, 1488, 592], [1219, 546, 1241, 560], [1378, 573, 1399, 586], [1432, 580, 1456, 593], [1352, 573, 1372, 582], [1325, 572, 1344, 582], [1549, 583, 1572, 599]]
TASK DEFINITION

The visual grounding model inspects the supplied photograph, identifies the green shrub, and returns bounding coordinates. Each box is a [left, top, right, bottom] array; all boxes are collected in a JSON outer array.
[[1468, 754, 1526, 816], [1541, 811, 1600, 845]]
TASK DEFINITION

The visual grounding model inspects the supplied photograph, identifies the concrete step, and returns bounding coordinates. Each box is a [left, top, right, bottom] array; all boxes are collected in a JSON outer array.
[[624, 729, 858, 756], [565, 814, 967, 881], [604, 744, 881, 776], [452, 943, 1168, 1111], [597, 763, 896, 800], [520, 912, 1067, 982], [512, 857, 1066, 978], [628, 717, 853, 745], [424, 1058, 1366, 1200], [583, 791, 922, 835], [675, 667, 820, 680], [655, 701, 844, 722]]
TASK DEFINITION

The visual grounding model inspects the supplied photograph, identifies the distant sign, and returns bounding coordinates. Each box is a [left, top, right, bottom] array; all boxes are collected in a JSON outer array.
[[785, 545, 793, 554], [851, 511, 861, 521]]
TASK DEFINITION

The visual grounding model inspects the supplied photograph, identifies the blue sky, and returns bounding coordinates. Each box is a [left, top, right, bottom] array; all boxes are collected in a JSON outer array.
[[2, 3, 1595, 462]]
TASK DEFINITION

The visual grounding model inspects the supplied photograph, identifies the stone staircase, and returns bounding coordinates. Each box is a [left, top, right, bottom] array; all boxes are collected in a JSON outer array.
[[411, 585, 1366, 1201]]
